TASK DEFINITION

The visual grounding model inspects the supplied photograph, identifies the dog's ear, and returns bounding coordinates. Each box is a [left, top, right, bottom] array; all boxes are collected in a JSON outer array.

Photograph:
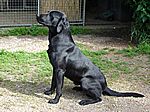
[[62, 16, 70, 29], [56, 18, 63, 33], [57, 15, 70, 33]]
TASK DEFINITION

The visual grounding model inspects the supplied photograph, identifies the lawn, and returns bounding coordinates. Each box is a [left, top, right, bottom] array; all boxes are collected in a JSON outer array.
[[0, 42, 149, 84]]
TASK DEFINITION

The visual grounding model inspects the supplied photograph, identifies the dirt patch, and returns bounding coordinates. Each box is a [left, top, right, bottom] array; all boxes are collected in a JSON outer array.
[[0, 35, 149, 112], [0, 35, 129, 52], [74, 35, 129, 50], [0, 36, 48, 52]]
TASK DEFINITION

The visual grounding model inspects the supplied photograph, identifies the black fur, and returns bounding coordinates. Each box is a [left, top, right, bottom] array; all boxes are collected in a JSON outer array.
[[36, 10, 144, 105]]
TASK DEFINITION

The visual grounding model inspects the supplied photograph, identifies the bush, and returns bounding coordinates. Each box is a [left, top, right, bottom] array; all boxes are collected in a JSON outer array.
[[128, 0, 150, 44]]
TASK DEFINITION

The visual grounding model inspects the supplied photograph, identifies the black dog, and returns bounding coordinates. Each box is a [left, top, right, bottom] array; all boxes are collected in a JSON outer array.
[[36, 10, 144, 105]]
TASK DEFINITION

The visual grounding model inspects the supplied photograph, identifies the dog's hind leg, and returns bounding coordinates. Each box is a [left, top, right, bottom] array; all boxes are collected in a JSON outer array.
[[79, 90, 102, 105], [72, 81, 82, 91], [79, 98, 102, 106], [72, 86, 82, 91], [79, 78, 102, 105]]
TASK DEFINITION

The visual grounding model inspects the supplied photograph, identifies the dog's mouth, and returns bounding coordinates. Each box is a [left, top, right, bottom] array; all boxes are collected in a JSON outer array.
[[36, 14, 51, 26], [36, 14, 44, 24]]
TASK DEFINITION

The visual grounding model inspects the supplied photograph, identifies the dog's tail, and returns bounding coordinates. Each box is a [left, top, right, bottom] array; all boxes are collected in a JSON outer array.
[[103, 87, 144, 97]]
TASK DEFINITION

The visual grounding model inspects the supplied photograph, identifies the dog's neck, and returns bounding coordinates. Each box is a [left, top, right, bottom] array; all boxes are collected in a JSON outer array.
[[48, 28, 75, 45]]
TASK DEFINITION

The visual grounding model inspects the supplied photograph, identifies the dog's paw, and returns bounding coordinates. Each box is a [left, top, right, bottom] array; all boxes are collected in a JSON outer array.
[[48, 99, 59, 104], [79, 98, 102, 105], [79, 100, 88, 106]]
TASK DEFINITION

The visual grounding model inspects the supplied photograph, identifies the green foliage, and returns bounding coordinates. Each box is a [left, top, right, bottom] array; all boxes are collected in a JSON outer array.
[[0, 25, 48, 36], [0, 26, 93, 37], [28, 25, 48, 36], [137, 42, 150, 54], [128, 0, 150, 43], [116, 42, 150, 57], [70, 26, 92, 35]]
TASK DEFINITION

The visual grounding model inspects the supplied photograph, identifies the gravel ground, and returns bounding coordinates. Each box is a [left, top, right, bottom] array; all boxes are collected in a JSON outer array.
[[0, 35, 149, 112], [0, 35, 128, 52]]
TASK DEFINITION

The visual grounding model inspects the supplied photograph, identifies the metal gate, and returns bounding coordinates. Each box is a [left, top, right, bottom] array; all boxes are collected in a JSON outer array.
[[0, 0, 85, 27]]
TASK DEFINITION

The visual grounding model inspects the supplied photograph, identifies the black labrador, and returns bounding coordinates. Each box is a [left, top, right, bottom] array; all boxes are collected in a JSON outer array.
[[36, 10, 144, 105]]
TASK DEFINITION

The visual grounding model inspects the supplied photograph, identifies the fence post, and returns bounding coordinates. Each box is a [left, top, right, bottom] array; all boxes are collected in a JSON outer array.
[[83, 0, 86, 26], [37, 0, 40, 16]]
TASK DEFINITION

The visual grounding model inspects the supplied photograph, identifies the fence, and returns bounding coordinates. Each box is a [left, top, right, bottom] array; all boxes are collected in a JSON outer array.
[[0, 0, 85, 27]]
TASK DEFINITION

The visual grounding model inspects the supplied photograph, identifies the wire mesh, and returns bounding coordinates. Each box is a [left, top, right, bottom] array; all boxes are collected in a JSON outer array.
[[0, 0, 85, 26], [0, 0, 38, 26]]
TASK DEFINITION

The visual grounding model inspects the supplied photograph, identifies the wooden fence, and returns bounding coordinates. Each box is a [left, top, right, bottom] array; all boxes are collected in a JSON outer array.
[[0, 0, 84, 26], [40, 0, 81, 21]]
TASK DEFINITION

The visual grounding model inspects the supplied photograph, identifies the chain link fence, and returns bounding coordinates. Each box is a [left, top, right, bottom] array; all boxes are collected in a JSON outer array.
[[0, 0, 85, 27]]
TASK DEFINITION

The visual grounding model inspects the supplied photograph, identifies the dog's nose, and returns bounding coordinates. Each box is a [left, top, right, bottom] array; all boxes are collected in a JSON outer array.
[[36, 14, 41, 22], [36, 13, 39, 17]]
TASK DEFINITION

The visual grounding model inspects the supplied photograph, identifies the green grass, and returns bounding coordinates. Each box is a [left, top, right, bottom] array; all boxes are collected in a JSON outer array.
[[0, 26, 93, 37], [0, 25, 149, 84], [116, 42, 150, 57], [0, 25, 48, 36], [70, 26, 92, 35], [0, 40, 149, 84], [0, 47, 134, 84], [0, 50, 52, 84]]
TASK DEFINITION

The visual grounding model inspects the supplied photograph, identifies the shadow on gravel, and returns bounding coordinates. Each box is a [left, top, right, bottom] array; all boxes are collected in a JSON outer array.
[[0, 79, 86, 100]]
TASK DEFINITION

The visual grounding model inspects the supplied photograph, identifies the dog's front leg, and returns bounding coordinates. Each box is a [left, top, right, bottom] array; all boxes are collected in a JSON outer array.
[[44, 69, 56, 95], [45, 49, 57, 95], [48, 69, 65, 104]]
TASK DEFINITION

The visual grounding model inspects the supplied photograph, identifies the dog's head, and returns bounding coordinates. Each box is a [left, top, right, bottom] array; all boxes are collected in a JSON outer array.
[[36, 10, 70, 33]]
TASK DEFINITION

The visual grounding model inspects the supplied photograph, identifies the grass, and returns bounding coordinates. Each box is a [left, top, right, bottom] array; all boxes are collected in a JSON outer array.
[[0, 41, 149, 85], [0, 46, 136, 84], [0, 26, 149, 84], [0, 25, 117, 36], [0, 25, 94, 37], [0, 41, 149, 84], [0, 26, 48, 36], [116, 42, 150, 57], [0, 50, 52, 84]]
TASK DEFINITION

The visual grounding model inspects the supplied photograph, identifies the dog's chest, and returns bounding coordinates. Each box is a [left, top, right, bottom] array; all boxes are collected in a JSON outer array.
[[47, 46, 68, 68]]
